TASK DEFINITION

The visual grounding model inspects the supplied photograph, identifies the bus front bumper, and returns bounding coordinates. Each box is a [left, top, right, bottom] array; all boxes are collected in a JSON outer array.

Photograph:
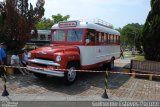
[[27, 66, 64, 77]]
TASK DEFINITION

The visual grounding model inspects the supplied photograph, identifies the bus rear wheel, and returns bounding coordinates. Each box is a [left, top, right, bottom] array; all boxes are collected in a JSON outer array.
[[64, 63, 77, 85]]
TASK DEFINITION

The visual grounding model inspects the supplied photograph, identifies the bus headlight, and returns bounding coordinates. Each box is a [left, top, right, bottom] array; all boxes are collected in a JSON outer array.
[[28, 52, 31, 58], [56, 55, 61, 62]]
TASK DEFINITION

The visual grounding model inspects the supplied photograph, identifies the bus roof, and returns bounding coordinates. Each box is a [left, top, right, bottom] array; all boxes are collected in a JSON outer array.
[[51, 20, 120, 36]]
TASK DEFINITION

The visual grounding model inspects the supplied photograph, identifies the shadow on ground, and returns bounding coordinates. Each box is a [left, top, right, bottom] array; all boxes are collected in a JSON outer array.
[[5, 65, 131, 96]]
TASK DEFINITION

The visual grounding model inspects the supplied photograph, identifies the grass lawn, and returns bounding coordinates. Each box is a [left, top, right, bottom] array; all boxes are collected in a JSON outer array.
[[124, 51, 145, 61], [124, 51, 133, 57], [134, 55, 145, 61]]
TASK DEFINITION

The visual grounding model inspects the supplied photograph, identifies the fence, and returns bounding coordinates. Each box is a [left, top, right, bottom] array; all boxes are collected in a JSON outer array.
[[130, 60, 160, 80]]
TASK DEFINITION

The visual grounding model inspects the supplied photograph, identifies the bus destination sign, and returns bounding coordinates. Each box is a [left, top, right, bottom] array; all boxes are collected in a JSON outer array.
[[59, 21, 77, 28]]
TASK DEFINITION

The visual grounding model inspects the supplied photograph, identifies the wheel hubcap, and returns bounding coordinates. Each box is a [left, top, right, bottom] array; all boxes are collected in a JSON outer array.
[[67, 67, 76, 82]]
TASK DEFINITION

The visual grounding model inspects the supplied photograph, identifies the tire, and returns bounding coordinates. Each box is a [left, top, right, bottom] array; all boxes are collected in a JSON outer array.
[[64, 63, 77, 85], [108, 59, 114, 71], [33, 73, 47, 79]]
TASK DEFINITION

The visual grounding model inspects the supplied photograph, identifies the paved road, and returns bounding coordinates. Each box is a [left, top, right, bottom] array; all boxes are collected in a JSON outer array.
[[0, 57, 160, 103]]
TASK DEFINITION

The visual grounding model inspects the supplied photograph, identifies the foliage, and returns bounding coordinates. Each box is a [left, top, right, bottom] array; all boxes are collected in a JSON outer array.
[[35, 13, 70, 30], [0, 0, 45, 51], [120, 23, 143, 54], [142, 0, 160, 61], [36, 17, 53, 30], [52, 13, 70, 24]]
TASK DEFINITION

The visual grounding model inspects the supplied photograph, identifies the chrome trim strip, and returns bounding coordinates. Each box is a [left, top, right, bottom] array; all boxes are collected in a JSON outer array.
[[96, 52, 120, 58], [27, 66, 64, 77], [28, 58, 60, 67]]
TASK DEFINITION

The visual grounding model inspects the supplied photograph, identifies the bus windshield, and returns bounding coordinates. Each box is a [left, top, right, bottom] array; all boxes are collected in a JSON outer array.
[[52, 30, 65, 41], [67, 30, 83, 42], [52, 30, 83, 42]]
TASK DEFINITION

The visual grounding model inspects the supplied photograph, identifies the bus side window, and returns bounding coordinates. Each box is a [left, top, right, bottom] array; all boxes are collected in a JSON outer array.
[[86, 29, 95, 44], [48, 35, 50, 40], [113, 35, 115, 43], [90, 33, 95, 42], [114, 35, 116, 44], [104, 33, 107, 44], [95, 32, 99, 44], [85, 33, 90, 44], [40, 34, 46, 40], [99, 32, 102, 44], [118, 36, 120, 44], [108, 34, 111, 44], [116, 35, 118, 44], [101, 33, 104, 44], [110, 35, 112, 43], [110, 35, 114, 44], [106, 33, 108, 44]]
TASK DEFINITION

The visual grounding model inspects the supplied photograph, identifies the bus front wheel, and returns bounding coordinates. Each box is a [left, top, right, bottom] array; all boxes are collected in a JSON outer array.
[[64, 63, 77, 85]]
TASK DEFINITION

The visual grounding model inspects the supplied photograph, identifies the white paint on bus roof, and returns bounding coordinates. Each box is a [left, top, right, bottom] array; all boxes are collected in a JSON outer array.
[[51, 21, 120, 36], [31, 30, 51, 35]]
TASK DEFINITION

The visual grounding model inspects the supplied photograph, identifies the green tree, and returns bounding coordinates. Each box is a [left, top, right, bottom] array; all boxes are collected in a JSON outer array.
[[142, 0, 160, 61], [35, 14, 70, 30], [35, 17, 53, 30], [120, 23, 143, 53], [52, 13, 70, 24], [0, 0, 45, 51]]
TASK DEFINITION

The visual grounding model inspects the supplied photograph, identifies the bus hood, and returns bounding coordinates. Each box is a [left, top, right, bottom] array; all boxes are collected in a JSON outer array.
[[30, 46, 80, 59]]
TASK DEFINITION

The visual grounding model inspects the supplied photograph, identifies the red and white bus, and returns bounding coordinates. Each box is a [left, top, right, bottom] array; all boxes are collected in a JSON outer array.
[[27, 20, 120, 84]]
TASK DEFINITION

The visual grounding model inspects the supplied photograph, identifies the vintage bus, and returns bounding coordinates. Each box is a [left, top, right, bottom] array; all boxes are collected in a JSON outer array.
[[28, 30, 51, 46], [27, 20, 120, 84]]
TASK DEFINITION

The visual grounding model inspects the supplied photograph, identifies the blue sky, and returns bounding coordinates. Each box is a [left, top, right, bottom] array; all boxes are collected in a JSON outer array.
[[1, 0, 151, 28]]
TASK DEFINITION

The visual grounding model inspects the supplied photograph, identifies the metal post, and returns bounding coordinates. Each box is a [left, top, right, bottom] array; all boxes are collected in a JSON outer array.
[[102, 71, 109, 99], [149, 74, 153, 81], [134, 33, 136, 55], [1, 67, 9, 96], [130, 60, 133, 73]]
